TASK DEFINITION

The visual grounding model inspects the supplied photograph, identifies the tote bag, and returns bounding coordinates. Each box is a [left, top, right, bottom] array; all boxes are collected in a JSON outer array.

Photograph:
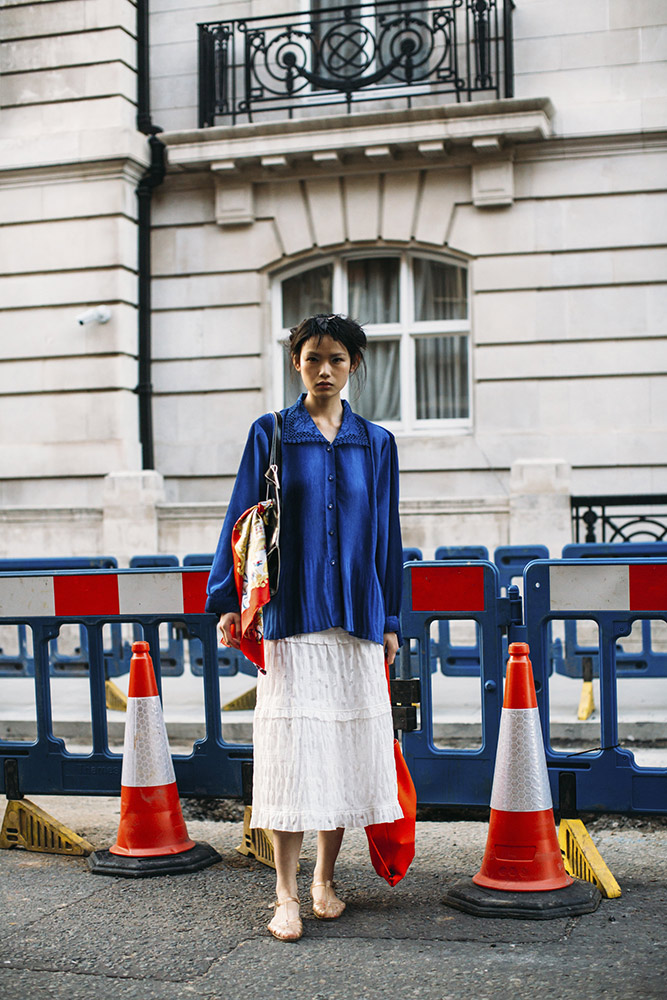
[[365, 658, 417, 886]]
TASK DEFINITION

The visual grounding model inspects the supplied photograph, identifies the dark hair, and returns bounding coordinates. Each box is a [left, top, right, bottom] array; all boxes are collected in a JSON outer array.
[[288, 314, 367, 383]]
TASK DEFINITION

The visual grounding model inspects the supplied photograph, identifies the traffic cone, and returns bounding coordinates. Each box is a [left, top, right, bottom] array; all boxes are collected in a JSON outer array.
[[88, 641, 220, 877], [444, 642, 601, 918]]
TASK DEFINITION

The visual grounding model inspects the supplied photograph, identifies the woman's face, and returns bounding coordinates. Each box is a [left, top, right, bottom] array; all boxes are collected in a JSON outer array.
[[293, 334, 357, 400]]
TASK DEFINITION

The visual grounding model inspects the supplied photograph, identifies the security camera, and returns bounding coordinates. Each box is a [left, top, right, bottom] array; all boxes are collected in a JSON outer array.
[[76, 306, 111, 325]]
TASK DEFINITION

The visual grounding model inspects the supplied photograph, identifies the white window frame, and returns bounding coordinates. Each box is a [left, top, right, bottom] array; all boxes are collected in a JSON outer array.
[[271, 249, 472, 434]]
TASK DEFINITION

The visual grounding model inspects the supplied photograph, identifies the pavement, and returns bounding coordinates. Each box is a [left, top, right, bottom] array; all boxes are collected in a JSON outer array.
[[1, 799, 666, 1000], [2, 655, 667, 999]]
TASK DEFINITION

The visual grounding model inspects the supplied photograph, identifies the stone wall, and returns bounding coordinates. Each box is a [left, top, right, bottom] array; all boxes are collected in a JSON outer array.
[[0, 0, 665, 546], [0, 0, 148, 507], [0, 461, 572, 565]]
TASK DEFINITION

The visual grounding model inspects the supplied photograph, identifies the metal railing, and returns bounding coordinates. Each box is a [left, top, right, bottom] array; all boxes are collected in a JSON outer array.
[[198, 0, 515, 127], [571, 495, 667, 544]]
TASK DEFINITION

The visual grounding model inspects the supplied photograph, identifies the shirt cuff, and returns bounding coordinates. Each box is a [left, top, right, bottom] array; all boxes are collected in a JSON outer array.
[[205, 591, 240, 617], [383, 616, 402, 645]]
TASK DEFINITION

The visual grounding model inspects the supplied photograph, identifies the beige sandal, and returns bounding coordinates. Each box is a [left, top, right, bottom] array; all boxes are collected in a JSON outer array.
[[310, 881, 346, 920], [268, 896, 303, 942]]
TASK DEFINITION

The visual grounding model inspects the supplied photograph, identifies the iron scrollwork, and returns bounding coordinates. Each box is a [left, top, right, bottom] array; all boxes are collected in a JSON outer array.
[[198, 1, 514, 126], [571, 496, 667, 544]]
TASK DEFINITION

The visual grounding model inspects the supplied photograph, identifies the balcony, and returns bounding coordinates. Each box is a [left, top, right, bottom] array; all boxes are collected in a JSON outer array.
[[198, 0, 515, 128]]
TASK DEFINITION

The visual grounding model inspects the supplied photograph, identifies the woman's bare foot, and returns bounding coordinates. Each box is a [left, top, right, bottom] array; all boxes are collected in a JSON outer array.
[[310, 881, 346, 920], [268, 896, 303, 941]]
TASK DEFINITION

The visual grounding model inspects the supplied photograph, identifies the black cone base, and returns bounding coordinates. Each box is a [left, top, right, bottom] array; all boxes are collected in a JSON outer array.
[[443, 877, 601, 919], [88, 841, 221, 878]]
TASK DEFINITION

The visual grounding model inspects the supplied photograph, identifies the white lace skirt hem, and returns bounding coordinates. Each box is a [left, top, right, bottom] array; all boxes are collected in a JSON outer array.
[[250, 628, 402, 833]]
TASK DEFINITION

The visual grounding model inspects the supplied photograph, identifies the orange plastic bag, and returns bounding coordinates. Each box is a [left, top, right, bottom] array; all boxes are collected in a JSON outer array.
[[365, 658, 416, 886]]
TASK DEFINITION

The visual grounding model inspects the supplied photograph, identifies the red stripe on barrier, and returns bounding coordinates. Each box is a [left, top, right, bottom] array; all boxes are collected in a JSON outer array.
[[182, 571, 209, 614], [629, 564, 667, 611], [53, 574, 120, 616], [411, 565, 485, 612]]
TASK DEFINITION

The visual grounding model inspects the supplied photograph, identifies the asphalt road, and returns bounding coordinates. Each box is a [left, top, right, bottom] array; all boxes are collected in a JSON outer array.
[[1, 797, 666, 1000]]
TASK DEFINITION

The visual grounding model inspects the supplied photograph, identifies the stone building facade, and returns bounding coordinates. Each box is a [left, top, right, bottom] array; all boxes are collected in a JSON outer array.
[[0, 0, 665, 563]]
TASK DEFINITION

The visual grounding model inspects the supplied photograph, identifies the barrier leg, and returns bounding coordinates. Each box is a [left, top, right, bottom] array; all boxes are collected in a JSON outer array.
[[577, 655, 596, 721], [105, 678, 128, 712], [558, 819, 621, 898], [223, 685, 257, 712], [0, 799, 94, 856], [236, 805, 276, 869]]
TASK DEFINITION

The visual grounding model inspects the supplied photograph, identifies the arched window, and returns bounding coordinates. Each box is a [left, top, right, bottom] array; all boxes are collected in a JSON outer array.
[[272, 251, 471, 431]]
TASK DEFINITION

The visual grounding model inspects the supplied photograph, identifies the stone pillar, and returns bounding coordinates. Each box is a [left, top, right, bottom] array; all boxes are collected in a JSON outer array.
[[509, 459, 572, 558], [102, 471, 165, 566]]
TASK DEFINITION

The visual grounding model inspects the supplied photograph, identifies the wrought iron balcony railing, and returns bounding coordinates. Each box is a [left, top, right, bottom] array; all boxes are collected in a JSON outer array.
[[198, 0, 515, 127], [571, 495, 667, 544]]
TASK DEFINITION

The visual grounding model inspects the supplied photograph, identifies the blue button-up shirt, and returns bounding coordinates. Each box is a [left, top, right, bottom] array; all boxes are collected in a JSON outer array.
[[205, 395, 403, 645]]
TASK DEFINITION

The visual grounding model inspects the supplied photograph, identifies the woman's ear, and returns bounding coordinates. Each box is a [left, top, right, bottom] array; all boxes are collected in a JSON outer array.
[[350, 357, 360, 374], [292, 353, 301, 372]]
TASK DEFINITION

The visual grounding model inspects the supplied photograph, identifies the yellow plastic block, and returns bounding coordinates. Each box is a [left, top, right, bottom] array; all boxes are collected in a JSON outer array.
[[223, 685, 257, 712], [577, 680, 595, 721], [105, 679, 128, 712], [0, 799, 94, 856], [558, 818, 621, 898], [236, 804, 276, 869], [235, 805, 300, 872]]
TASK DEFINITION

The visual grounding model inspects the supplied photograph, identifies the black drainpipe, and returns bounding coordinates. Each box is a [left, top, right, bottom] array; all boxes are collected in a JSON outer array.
[[135, 0, 165, 470]]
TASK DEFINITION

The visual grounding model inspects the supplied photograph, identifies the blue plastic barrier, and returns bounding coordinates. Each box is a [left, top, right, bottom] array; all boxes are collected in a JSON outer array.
[[400, 560, 507, 807], [494, 544, 549, 594], [129, 556, 185, 676], [1, 560, 665, 814], [182, 554, 258, 677], [558, 543, 667, 678], [432, 547, 489, 676], [0, 558, 129, 678], [182, 553, 214, 566], [0, 567, 251, 799], [522, 558, 667, 813]]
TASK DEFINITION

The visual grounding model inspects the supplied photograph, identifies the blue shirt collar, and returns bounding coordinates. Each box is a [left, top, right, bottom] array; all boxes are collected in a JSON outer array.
[[283, 394, 370, 447]]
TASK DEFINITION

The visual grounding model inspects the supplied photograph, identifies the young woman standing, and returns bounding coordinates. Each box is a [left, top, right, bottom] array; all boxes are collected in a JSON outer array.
[[206, 314, 404, 941]]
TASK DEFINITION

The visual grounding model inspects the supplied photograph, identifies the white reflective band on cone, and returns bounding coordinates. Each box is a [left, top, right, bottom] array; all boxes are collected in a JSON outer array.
[[490, 708, 553, 812], [120, 696, 176, 788]]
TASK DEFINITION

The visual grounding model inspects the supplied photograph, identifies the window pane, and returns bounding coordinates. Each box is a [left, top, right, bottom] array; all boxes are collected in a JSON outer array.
[[282, 264, 333, 329], [283, 346, 303, 407], [348, 258, 399, 324], [354, 339, 401, 422], [415, 335, 469, 419], [413, 258, 467, 321]]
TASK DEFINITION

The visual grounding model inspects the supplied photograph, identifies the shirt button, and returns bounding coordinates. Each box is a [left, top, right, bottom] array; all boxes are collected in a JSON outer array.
[[328, 474, 334, 481], [326, 446, 332, 453], [330, 559, 336, 566], [327, 503, 333, 510], [328, 530, 334, 536]]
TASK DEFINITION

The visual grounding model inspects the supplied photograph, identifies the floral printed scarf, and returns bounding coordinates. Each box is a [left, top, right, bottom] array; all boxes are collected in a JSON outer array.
[[230, 501, 275, 671]]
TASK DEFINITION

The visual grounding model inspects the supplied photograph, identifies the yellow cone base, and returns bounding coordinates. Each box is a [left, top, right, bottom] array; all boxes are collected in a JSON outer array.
[[577, 681, 595, 721], [105, 679, 128, 712], [223, 685, 257, 712], [0, 799, 94, 856], [558, 818, 621, 898]]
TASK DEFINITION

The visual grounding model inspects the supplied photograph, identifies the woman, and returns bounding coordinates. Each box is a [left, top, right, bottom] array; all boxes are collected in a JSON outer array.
[[206, 314, 404, 942]]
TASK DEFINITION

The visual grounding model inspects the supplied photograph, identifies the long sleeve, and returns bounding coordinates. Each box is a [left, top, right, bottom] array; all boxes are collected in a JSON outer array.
[[205, 414, 273, 617], [375, 430, 403, 643]]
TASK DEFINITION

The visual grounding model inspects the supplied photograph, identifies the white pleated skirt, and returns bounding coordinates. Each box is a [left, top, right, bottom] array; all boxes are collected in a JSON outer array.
[[250, 628, 402, 832]]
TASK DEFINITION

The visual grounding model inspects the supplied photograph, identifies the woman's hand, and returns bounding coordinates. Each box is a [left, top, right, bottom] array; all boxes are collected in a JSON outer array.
[[383, 631, 399, 666], [218, 612, 241, 649]]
